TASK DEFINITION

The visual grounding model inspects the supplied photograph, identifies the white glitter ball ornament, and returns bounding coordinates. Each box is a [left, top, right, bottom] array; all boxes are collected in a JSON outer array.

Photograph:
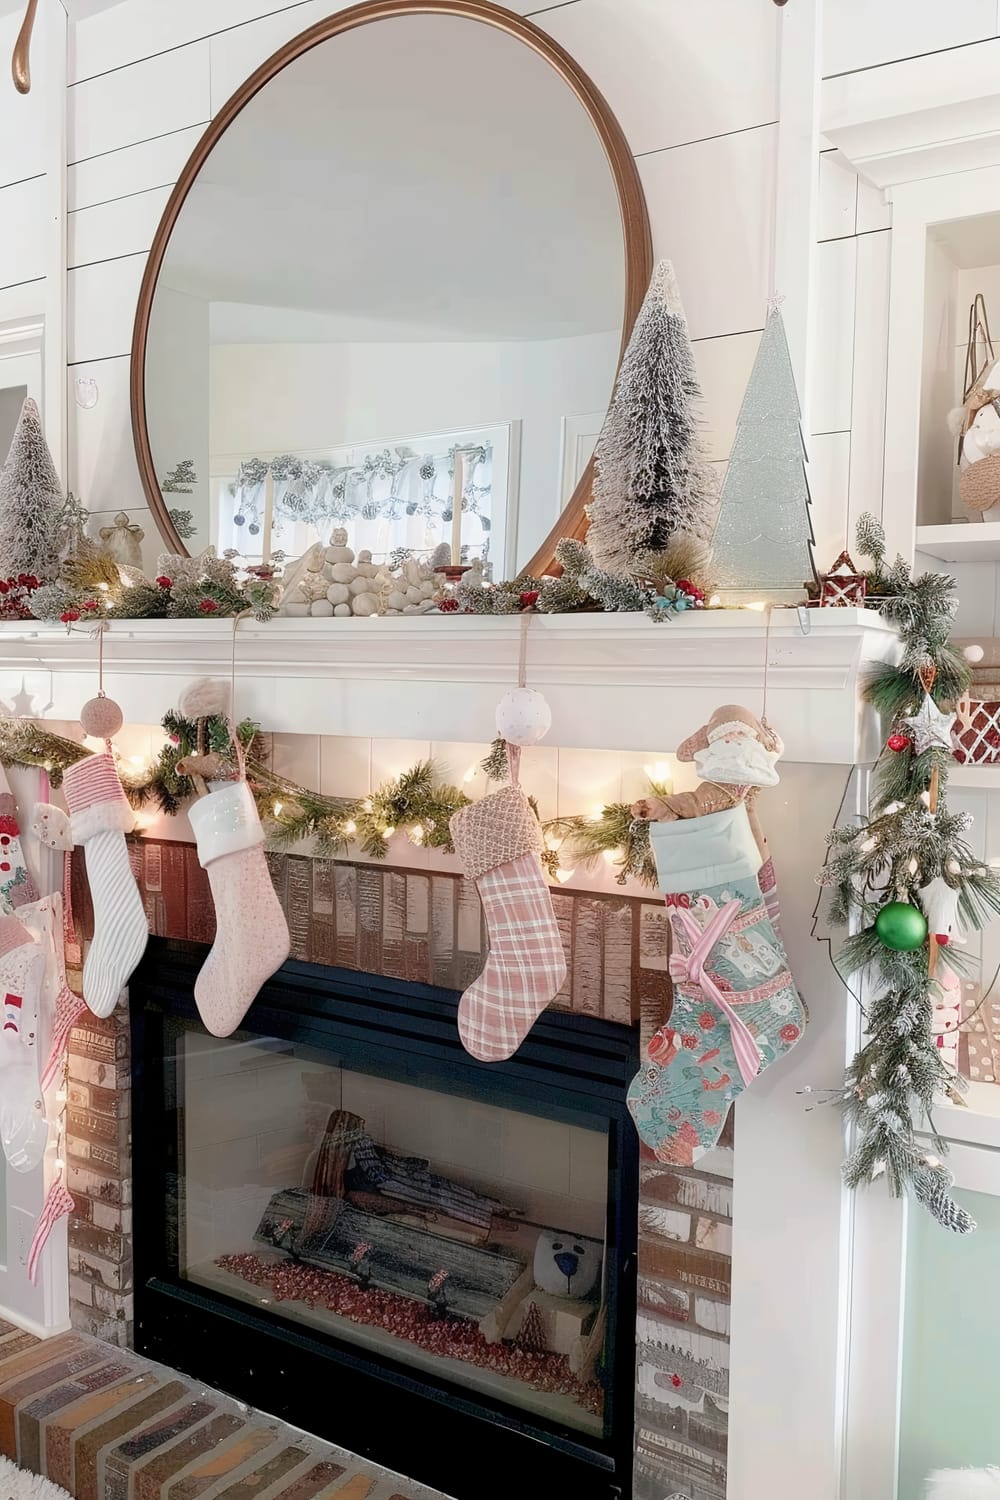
[[964, 643, 986, 663], [496, 688, 552, 746]]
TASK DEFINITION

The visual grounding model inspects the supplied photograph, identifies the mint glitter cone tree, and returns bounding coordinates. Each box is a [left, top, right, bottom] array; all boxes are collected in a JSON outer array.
[[586, 260, 714, 575], [0, 397, 64, 583], [711, 303, 818, 601]]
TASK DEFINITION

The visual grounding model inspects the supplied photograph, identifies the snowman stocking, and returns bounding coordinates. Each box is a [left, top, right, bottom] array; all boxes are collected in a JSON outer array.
[[0, 914, 48, 1172], [187, 781, 290, 1037], [627, 803, 805, 1165], [62, 752, 148, 1018], [0, 764, 38, 912], [449, 783, 567, 1062]]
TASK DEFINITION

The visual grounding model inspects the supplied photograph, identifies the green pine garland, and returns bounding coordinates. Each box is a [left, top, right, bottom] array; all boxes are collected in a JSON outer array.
[[0, 720, 89, 784], [818, 515, 1000, 1232], [0, 706, 666, 884], [121, 710, 262, 815]]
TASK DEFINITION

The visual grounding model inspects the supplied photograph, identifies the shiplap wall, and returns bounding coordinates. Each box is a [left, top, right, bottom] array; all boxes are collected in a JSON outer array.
[[2, 1, 999, 575], [1, 0, 782, 572]]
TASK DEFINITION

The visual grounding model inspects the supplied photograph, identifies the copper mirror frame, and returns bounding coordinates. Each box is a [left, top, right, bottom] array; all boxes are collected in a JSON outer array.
[[130, 0, 652, 576]]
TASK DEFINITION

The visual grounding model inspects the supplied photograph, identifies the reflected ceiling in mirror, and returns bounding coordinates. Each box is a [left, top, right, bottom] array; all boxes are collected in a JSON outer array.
[[133, 1, 651, 579]]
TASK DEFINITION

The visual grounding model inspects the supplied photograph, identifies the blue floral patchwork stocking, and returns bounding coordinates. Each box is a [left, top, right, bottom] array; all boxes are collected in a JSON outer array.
[[627, 804, 805, 1165]]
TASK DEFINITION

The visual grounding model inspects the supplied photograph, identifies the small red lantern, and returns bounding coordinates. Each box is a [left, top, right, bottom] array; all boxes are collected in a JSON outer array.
[[819, 551, 867, 608]]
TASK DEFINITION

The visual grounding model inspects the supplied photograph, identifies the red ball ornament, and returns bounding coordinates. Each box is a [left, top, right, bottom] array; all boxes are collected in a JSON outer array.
[[155, 575, 172, 589], [198, 598, 219, 613], [519, 590, 539, 609], [887, 733, 910, 752]]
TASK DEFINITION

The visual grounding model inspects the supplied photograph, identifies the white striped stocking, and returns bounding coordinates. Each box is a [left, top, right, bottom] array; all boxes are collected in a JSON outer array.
[[62, 753, 148, 1018]]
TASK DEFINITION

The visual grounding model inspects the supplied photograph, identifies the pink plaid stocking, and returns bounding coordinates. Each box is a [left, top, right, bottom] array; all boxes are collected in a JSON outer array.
[[450, 784, 566, 1062]]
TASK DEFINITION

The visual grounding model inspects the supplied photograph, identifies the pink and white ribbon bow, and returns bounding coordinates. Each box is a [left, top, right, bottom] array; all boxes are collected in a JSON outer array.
[[667, 899, 761, 1087]]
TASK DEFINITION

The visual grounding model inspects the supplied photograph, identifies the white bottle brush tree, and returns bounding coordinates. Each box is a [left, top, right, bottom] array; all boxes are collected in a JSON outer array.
[[710, 303, 818, 600], [586, 259, 714, 577], [0, 397, 64, 582]]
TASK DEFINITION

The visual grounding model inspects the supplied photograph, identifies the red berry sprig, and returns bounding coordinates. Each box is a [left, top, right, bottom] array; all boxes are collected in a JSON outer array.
[[676, 578, 707, 607]]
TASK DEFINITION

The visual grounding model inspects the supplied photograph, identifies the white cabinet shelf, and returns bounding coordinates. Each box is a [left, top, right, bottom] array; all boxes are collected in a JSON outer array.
[[0, 609, 899, 763], [917, 522, 1000, 562], [948, 762, 1000, 787]]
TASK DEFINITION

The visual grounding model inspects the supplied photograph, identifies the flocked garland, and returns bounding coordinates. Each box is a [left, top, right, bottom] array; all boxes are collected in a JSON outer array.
[[31, 549, 280, 624], [7, 532, 712, 626], [817, 516, 1000, 1232]]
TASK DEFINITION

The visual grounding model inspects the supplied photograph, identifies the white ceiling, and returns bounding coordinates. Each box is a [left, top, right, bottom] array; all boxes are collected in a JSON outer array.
[[61, 0, 128, 17], [928, 211, 1000, 270], [158, 12, 626, 344]]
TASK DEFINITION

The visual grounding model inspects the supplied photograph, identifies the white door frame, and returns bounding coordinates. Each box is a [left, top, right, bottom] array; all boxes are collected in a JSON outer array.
[[0, 0, 69, 1338]]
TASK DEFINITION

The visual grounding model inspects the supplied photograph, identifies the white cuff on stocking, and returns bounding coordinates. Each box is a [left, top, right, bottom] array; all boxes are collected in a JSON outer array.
[[189, 782, 264, 866]]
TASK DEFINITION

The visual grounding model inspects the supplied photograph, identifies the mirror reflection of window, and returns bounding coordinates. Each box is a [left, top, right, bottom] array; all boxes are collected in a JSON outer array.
[[213, 423, 514, 571], [143, 12, 626, 575]]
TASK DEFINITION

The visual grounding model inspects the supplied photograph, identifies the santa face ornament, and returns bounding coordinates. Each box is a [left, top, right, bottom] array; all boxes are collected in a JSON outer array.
[[693, 719, 781, 787]]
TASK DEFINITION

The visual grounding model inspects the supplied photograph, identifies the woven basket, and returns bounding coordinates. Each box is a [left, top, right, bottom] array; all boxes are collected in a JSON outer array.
[[961, 453, 1000, 513], [953, 700, 1000, 764]]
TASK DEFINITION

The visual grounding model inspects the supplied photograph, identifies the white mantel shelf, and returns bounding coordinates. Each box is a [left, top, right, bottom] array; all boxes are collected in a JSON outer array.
[[0, 609, 898, 763]]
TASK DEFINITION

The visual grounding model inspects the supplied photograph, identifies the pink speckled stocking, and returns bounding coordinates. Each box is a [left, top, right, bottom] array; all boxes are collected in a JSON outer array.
[[188, 782, 290, 1038]]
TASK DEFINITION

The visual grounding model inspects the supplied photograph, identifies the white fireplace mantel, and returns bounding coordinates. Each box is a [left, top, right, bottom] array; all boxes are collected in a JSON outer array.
[[0, 609, 898, 763]]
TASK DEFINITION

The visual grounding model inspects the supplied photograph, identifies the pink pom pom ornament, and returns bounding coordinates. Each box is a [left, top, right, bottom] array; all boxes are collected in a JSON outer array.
[[79, 693, 123, 740]]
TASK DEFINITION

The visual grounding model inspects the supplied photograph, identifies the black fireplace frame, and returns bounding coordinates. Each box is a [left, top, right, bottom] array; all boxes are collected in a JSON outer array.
[[131, 938, 640, 1500]]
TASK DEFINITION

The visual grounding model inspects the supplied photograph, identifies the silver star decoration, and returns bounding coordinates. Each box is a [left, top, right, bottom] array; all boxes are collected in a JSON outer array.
[[901, 692, 956, 754]]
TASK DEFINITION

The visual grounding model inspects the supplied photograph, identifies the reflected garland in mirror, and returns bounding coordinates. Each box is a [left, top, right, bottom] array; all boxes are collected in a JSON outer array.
[[132, 1, 651, 579]]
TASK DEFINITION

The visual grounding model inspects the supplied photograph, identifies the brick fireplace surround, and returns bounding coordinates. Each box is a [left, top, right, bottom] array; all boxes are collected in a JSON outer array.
[[64, 839, 733, 1500]]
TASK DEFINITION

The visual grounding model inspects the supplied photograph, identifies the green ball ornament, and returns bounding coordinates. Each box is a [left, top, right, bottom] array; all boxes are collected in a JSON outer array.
[[874, 901, 928, 952]]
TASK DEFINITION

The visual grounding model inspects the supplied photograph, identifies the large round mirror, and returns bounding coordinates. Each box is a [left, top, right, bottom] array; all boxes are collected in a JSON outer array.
[[132, 0, 651, 578]]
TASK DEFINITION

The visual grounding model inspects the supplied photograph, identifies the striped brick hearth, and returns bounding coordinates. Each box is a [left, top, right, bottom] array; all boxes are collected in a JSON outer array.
[[0, 1322, 447, 1500]]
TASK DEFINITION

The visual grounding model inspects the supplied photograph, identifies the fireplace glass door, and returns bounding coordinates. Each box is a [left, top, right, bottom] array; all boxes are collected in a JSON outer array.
[[174, 1024, 612, 1438]]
